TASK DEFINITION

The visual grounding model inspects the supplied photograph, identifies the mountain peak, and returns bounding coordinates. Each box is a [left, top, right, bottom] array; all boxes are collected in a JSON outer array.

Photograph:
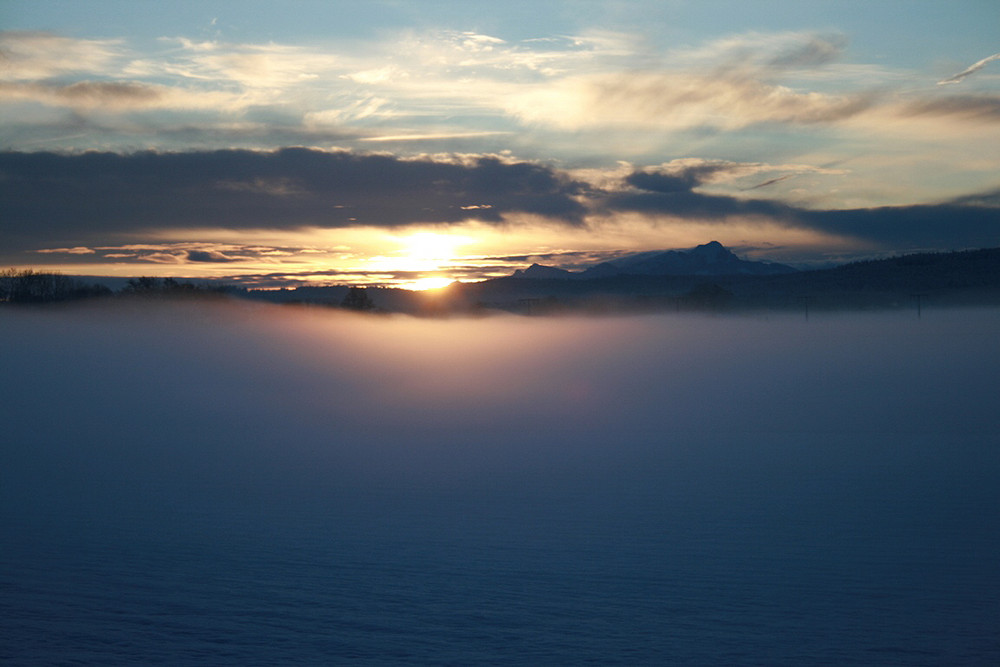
[[690, 241, 735, 263], [510, 242, 796, 280], [511, 263, 573, 279], [580, 241, 795, 278]]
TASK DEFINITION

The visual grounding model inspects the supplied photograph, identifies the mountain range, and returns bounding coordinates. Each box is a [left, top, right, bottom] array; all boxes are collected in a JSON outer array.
[[453, 243, 1000, 314], [232, 243, 1000, 314], [511, 241, 797, 280]]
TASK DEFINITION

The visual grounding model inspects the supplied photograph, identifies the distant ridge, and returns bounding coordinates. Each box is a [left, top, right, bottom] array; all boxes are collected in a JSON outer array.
[[437, 245, 1000, 315], [511, 241, 797, 279], [512, 263, 576, 279]]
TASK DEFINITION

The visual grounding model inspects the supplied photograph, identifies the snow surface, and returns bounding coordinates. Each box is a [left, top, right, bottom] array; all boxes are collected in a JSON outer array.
[[2, 302, 998, 664]]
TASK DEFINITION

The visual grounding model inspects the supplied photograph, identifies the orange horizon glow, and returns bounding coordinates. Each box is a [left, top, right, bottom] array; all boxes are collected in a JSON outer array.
[[10, 217, 863, 289]]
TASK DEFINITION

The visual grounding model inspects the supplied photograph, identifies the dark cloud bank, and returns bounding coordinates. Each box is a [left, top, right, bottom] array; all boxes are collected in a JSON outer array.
[[1, 148, 998, 258], [0, 148, 587, 251], [613, 164, 1000, 249]]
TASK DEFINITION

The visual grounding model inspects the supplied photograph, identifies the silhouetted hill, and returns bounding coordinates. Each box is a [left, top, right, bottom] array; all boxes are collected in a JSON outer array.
[[511, 241, 796, 280], [456, 246, 1000, 314], [511, 263, 577, 279], [583, 241, 797, 278], [235, 246, 1000, 315], [22, 244, 988, 314]]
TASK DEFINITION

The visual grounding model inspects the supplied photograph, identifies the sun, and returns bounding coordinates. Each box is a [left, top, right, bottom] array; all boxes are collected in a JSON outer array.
[[381, 231, 474, 289], [407, 276, 455, 291], [398, 232, 471, 261]]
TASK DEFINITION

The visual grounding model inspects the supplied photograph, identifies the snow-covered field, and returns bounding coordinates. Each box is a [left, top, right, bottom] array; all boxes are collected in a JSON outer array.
[[2, 301, 998, 664]]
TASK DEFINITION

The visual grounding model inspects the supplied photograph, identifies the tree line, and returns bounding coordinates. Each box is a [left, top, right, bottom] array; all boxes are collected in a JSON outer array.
[[0, 269, 112, 303], [0, 269, 238, 304]]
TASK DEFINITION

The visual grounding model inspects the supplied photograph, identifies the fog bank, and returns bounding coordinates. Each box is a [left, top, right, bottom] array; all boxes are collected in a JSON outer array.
[[2, 302, 998, 664]]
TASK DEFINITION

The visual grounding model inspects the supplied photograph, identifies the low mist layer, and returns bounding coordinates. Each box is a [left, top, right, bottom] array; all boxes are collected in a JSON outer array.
[[2, 302, 998, 664]]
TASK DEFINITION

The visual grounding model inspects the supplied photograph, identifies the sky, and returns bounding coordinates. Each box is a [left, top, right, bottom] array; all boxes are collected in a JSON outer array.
[[1, 0, 998, 288]]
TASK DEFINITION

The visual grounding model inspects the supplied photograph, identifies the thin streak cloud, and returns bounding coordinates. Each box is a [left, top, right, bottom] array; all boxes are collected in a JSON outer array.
[[938, 52, 1000, 85], [743, 174, 798, 190], [359, 131, 513, 142]]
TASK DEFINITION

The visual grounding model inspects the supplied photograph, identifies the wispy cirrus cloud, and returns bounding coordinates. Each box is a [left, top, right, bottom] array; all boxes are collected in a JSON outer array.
[[2, 25, 998, 222], [0, 32, 298, 115], [938, 53, 1000, 85], [0, 31, 124, 80], [126, 37, 342, 88], [0, 27, 636, 144], [502, 31, 882, 132], [506, 69, 880, 131], [3, 26, 996, 158], [668, 31, 849, 70], [497, 30, 1000, 147]]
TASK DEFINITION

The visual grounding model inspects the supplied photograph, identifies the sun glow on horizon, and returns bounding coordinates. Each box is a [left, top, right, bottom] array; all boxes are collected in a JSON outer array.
[[396, 232, 474, 261], [405, 276, 455, 291], [359, 231, 478, 289]]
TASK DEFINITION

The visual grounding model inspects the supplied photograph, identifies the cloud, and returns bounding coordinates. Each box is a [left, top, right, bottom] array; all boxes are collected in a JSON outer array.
[[1, 26, 989, 162], [480, 249, 625, 269], [620, 159, 847, 193], [129, 38, 342, 88], [0, 80, 164, 109], [0, 148, 588, 252], [359, 131, 513, 143], [625, 163, 736, 193], [0, 33, 342, 120], [938, 53, 1000, 85], [140, 252, 187, 264], [4, 146, 995, 264], [605, 170, 1000, 250], [213, 262, 523, 288], [671, 31, 846, 68], [624, 160, 776, 193], [214, 177, 307, 196], [743, 174, 798, 190], [499, 30, 995, 138], [389, 29, 623, 77], [798, 202, 1000, 248], [605, 182, 798, 222], [506, 69, 879, 131], [35, 246, 96, 255], [0, 31, 123, 80], [899, 95, 1000, 123], [767, 34, 848, 69], [947, 188, 1000, 207], [0, 79, 247, 112], [82, 242, 340, 267], [186, 250, 242, 263], [9, 28, 857, 149]]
